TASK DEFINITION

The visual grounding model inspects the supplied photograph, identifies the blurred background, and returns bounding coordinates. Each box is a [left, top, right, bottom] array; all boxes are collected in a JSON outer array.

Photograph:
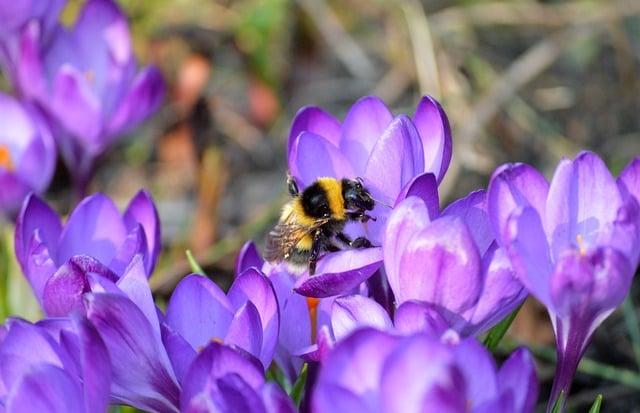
[[3, 0, 640, 411]]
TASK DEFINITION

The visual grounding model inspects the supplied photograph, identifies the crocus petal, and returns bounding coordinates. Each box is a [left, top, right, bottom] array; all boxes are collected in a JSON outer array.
[[443, 189, 492, 256], [235, 241, 264, 275], [487, 163, 549, 248], [85, 293, 180, 412], [394, 215, 482, 314], [380, 334, 464, 413], [42, 260, 91, 317], [452, 339, 498, 407], [0, 319, 65, 392], [546, 152, 622, 259], [313, 384, 371, 413], [209, 374, 266, 413], [505, 207, 554, 308], [550, 247, 632, 320], [394, 172, 439, 220], [261, 383, 297, 413], [108, 224, 147, 276], [181, 342, 265, 412], [165, 274, 235, 351], [331, 295, 392, 341], [62, 317, 111, 413], [161, 323, 197, 385], [268, 269, 310, 381], [315, 328, 398, 400], [225, 302, 264, 363], [394, 300, 449, 337], [384, 196, 431, 300], [50, 65, 103, 146], [497, 348, 538, 413], [14, 22, 48, 100], [5, 364, 83, 413], [363, 115, 424, 206], [619, 157, 640, 204], [122, 189, 161, 274], [340, 96, 393, 175], [288, 106, 341, 161], [115, 254, 161, 337], [56, 193, 127, 266], [107, 66, 165, 137], [228, 268, 279, 368], [294, 248, 383, 298], [460, 245, 526, 337], [290, 132, 354, 188], [14, 193, 61, 269], [412, 95, 452, 183]]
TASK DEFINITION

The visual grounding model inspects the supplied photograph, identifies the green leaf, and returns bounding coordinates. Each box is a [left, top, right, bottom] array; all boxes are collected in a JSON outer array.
[[185, 250, 205, 275], [483, 303, 523, 351], [266, 362, 291, 393], [550, 390, 565, 413], [290, 363, 308, 407], [588, 394, 603, 413], [0, 228, 10, 321]]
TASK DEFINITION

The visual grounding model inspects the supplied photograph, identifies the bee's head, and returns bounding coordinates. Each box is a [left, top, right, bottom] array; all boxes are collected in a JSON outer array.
[[342, 178, 375, 211]]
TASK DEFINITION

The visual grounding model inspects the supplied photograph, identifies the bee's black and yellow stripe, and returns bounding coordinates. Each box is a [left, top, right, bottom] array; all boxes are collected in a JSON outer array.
[[288, 177, 346, 252]]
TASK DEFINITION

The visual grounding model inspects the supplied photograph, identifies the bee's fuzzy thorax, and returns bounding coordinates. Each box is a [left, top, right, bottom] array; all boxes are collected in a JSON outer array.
[[316, 177, 345, 220]]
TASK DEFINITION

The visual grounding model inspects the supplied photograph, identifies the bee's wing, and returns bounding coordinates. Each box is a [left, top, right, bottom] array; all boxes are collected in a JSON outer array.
[[264, 221, 307, 263], [264, 215, 330, 263]]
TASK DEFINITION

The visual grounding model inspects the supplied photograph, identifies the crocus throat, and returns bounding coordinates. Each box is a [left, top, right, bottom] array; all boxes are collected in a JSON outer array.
[[84, 70, 96, 85], [307, 297, 320, 342], [0, 144, 14, 171]]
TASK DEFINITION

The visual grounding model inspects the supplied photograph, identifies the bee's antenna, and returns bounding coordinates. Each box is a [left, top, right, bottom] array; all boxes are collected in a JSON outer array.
[[372, 197, 392, 209]]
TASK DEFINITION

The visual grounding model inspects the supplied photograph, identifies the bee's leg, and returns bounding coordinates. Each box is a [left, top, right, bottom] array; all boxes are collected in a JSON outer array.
[[346, 211, 377, 223], [308, 230, 324, 276], [351, 237, 373, 248], [337, 232, 372, 249], [287, 173, 299, 197]]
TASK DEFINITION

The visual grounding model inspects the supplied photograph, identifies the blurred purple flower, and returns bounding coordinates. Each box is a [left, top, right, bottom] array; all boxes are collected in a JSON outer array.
[[165, 270, 280, 370], [0, 93, 56, 215], [180, 341, 296, 413], [288, 96, 449, 297], [0, 316, 110, 413], [10, 0, 164, 193], [0, 0, 64, 76], [312, 328, 538, 413], [488, 152, 640, 406], [14, 190, 160, 315], [383, 193, 527, 337]]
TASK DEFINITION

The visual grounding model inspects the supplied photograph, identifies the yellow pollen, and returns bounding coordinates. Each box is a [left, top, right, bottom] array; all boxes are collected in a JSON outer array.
[[306, 297, 320, 343], [576, 234, 586, 256], [0, 144, 14, 171]]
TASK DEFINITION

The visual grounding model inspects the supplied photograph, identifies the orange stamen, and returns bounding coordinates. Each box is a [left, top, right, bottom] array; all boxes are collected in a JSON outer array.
[[576, 234, 586, 256], [306, 297, 320, 343], [0, 144, 14, 171]]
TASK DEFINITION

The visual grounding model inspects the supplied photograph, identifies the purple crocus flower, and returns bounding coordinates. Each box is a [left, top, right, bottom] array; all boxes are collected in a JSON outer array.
[[165, 269, 279, 370], [14, 190, 160, 315], [11, 0, 164, 193], [0, 316, 110, 413], [180, 341, 296, 413], [288, 96, 449, 297], [0, 0, 64, 77], [383, 193, 527, 337], [312, 328, 538, 413], [237, 241, 333, 382], [487, 152, 640, 407], [84, 255, 181, 412], [0, 93, 56, 215]]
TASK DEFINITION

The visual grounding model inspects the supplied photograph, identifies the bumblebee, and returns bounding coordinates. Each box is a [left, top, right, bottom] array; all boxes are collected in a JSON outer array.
[[265, 175, 376, 275]]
